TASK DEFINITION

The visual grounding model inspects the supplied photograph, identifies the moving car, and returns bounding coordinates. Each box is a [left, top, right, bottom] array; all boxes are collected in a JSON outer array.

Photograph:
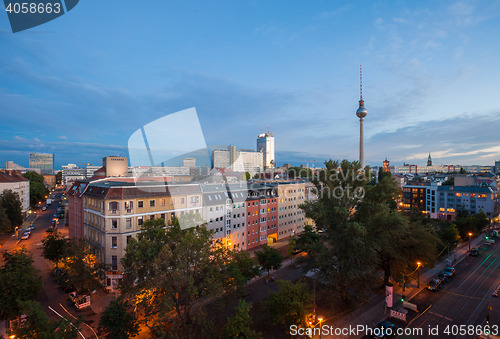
[[427, 278, 442, 291], [42, 206, 47, 211], [469, 248, 479, 256], [443, 267, 456, 278], [21, 231, 30, 240]]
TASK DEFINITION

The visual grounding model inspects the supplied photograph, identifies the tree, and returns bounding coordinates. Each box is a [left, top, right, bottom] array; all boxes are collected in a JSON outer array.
[[245, 172, 251, 181], [0, 206, 12, 233], [266, 280, 312, 328], [225, 250, 260, 295], [23, 171, 48, 208], [120, 218, 237, 336], [459, 167, 467, 174], [220, 300, 261, 339], [98, 299, 139, 339], [357, 176, 439, 286], [0, 247, 43, 320], [0, 189, 23, 230], [63, 238, 105, 293], [255, 245, 283, 281], [300, 159, 377, 303], [11, 300, 80, 339], [293, 225, 325, 272], [41, 231, 70, 268]]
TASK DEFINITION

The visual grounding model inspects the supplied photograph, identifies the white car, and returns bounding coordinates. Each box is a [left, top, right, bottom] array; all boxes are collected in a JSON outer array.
[[21, 231, 30, 240]]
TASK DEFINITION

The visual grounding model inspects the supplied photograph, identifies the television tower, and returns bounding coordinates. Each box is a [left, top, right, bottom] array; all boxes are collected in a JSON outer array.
[[356, 65, 368, 168]]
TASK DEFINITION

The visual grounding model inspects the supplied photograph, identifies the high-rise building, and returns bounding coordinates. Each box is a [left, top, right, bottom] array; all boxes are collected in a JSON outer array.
[[495, 161, 500, 175], [29, 152, 54, 175], [356, 66, 367, 168], [212, 146, 263, 174], [256, 132, 275, 169], [383, 159, 390, 172]]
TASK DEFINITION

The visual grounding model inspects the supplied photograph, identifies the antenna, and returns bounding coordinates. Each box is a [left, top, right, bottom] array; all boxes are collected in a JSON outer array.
[[360, 64, 363, 100]]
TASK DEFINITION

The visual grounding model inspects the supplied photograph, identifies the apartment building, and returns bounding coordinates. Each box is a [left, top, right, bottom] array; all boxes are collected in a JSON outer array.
[[277, 181, 306, 240], [75, 180, 202, 290], [0, 170, 30, 213], [246, 182, 278, 250]]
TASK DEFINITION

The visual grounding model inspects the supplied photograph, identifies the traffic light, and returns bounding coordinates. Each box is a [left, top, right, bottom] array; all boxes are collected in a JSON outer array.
[[401, 295, 406, 302]]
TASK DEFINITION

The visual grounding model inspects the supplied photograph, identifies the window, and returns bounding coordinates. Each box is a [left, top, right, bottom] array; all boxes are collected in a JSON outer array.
[[160, 198, 166, 206], [125, 201, 133, 211], [125, 218, 132, 229], [109, 201, 118, 212], [181, 198, 185, 204], [138, 216, 143, 226], [160, 213, 165, 220], [138, 201, 144, 208], [111, 255, 118, 271], [150, 215, 155, 220], [111, 219, 118, 229], [111, 236, 117, 248], [150, 200, 155, 207], [127, 235, 132, 244]]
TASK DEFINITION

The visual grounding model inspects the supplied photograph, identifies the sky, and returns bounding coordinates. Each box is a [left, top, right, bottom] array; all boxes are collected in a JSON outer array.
[[1, 0, 500, 169]]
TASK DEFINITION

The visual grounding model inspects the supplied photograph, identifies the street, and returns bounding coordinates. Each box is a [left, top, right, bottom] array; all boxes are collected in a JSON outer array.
[[402, 241, 500, 338], [0, 191, 101, 339]]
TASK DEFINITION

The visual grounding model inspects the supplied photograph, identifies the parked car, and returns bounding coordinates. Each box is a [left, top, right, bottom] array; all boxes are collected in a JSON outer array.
[[21, 231, 30, 240], [372, 321, 395, 338], [427, 278, 442, 291], [443, 267, 456, 278], [469, 248, 479, 256], [29, 224, 35, 231], [42, 206, 47, 211], [438, 272, 448, 283]]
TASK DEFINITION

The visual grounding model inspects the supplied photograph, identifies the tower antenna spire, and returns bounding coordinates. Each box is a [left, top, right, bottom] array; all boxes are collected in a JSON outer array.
[[360, 64, 363, 100]]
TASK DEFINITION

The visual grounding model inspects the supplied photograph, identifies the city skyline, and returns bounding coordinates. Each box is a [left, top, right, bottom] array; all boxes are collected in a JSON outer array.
[[1, 1, 500, 168]]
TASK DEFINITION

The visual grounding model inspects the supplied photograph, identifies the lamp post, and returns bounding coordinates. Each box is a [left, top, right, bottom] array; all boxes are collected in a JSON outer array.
[[416, 262, 422, 288], [308, 316, 324, 339], [468, 232, 472, 251]]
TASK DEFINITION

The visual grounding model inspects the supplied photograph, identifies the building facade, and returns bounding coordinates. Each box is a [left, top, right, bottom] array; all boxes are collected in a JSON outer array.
[[256, 133, 275, 169], [0, 170, 30, 214], [29, 153, 54, 175]]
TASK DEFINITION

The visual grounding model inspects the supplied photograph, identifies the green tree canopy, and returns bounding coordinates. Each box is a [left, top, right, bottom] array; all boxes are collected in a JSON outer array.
[[62, 238, 105, 293], [255, 244, 283, 280], [23, 171, 49, 208], [41, 230, 70, 268], [0, 247, 43, 320], [120, 218, 242, 336], [0, 189, 23, 229], [220, 300, 261, 339], [266, 280, 312, 329], [11, 300, 80, 339], [98, 299, 139, 339]]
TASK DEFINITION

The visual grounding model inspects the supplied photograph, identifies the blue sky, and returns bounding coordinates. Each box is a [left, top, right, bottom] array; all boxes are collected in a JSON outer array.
[[1, 0, 500, 169]]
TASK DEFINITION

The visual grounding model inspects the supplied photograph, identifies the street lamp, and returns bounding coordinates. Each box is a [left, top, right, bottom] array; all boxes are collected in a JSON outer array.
[[468, 232, 472, 251], [416, 262, 422, 288], [308, 316, 324, 339]]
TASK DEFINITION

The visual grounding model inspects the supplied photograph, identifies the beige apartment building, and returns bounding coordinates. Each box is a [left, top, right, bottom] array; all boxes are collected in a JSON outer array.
[[277, 181, 306, 240], [81, 180, 202, 290]]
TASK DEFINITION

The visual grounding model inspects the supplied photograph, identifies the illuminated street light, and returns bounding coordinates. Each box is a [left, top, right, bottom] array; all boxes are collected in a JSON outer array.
[[468, 232, 472, 251]]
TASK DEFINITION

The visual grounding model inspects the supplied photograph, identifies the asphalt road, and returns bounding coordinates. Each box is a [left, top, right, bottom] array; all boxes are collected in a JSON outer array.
[[1, 191, 99, 339], [400, 241, 500, 338]]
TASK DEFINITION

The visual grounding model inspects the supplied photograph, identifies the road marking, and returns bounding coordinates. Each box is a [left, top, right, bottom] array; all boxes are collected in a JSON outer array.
[[59, 303, 99, 339], [428, 311, 452, 321], [48, 305, 85, 339]]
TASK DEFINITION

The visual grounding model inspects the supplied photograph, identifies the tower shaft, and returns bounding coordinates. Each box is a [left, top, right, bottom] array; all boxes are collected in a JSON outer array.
[[359, 117, 364, 168]]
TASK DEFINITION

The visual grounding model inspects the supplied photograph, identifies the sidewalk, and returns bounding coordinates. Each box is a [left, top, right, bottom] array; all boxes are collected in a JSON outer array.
[[323, 235, 486, 338]]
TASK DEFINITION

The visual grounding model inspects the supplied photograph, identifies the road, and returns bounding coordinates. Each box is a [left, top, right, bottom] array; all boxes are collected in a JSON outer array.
[[0, 190, 100, 339], [400, 241, 500, 338]]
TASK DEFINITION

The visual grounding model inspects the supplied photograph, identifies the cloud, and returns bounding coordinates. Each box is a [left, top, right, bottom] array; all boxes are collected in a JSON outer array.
[[367, 112, 500, 166], [58, 136, 68, 140]]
